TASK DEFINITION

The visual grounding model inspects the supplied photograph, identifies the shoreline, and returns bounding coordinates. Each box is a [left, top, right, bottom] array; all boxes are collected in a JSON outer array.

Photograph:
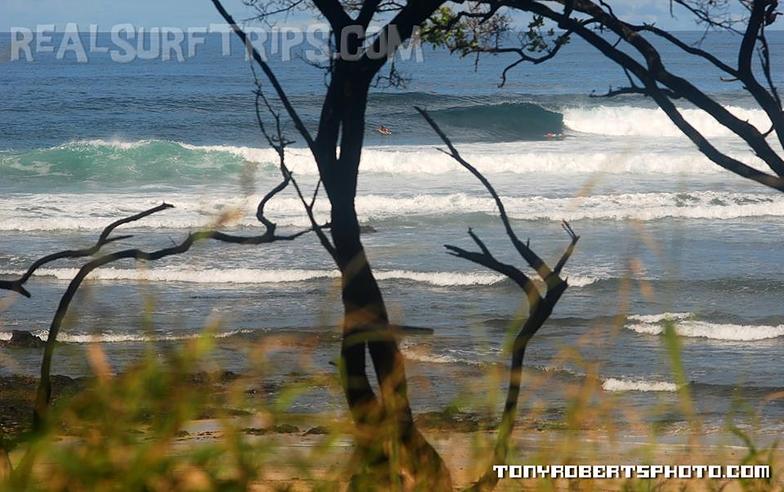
[[1, 335, 782, 489], [8, 412, 781, 490], [2, 369, 780, 443]]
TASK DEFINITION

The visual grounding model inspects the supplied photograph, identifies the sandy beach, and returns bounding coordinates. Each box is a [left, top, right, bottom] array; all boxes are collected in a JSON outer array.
[[2, 372, 781, 490]]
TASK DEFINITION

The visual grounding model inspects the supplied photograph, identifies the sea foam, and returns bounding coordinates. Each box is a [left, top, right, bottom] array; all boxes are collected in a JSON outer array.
[[12, 267, 600, 289], [0, 329, 254, 344], [626, 313, 784, 341], [179, 141, 735, 176], [563, 105, 771, 138], [601, 377, 677, 392], [16, 267, 501, 287], [2, 190, 783, 232]]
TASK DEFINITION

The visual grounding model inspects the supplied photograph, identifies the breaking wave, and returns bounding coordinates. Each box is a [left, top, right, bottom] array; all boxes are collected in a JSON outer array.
[[197, 141, 735, 175], [401, 346, 495, 366], [2, 190, 782, 232], [6, 267, 601, 289], [0, 135, 763, 185], [626, 313, 784, 341], [0, 329, 254, 344], [1, 99, 774, 186], [601, 377, 678, 392], [423, 102, 564, 141], [562, 105, 771, 138], [627, 313, 693, 323]]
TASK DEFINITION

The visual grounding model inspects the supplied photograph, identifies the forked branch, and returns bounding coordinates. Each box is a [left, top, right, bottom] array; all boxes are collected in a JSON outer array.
[[418, 107, 579, 492], [31, 207, 324, 428], [415, 106, 555, 282], [553, 221, 579, 276], [445, 229, 541, 307]]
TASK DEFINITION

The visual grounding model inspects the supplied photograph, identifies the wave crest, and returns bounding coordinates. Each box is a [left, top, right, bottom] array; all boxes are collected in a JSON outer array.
[[0, 329, 254, 344], [2, 190, 782, 232], [11, 267, 504, 287], [601, 378, 677, 392], [626, 313, 784, 341], [0, 137, 753, 183], [563, 105, 770, 138]]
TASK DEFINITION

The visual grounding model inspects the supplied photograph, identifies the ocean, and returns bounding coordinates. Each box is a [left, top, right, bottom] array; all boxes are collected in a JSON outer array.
[[1, 30, 783, 434]]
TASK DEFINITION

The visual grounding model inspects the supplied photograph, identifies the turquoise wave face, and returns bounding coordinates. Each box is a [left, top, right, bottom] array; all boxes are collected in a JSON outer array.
[[0, 100, 567, 190], [424, 102, 564, 141], [0, 140, 266, 187]]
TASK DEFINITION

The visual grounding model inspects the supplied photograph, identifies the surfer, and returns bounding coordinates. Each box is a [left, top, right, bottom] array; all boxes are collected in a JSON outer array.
[[377, 125, 392, 136], [545, 132, 565, 140]]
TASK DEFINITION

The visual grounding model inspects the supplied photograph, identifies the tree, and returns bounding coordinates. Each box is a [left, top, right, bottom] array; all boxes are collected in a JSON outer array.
[[0, 3, 579, 483], [208, 1, 581, 489], [432, 0, 784, 191], [8, 0, 780, 489], [211, 1, 457, 487], [418, 107, 579, 491], [211, 0, 784, 488]]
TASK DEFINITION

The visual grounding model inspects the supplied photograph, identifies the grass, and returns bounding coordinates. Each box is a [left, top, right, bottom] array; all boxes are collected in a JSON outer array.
[[0, 314, 780, 491]]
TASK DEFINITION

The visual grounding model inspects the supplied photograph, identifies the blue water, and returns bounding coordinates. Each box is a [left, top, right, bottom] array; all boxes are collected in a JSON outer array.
[[1, 31, 783, 433]]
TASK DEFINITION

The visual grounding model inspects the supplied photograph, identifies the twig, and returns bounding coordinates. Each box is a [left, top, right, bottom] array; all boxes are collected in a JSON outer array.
[[211, 0, 316, 152]]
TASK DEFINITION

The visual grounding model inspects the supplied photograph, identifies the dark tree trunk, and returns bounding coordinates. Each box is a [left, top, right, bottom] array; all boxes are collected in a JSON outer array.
[[207, 2, 454, 485], [315, 64, 452, 489]]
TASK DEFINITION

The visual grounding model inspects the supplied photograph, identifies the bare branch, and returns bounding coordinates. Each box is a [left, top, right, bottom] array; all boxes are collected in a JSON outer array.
[[312, 0, 353, 30], [248, 58, 336, 259], [669, 0, 747, 34], [417, 107, 579, 492], [445, 236, 541, 306], [630, 23, 738, 76], [757, 32, 782, 108], [416, 106, 554, 282], [284, 166, 336, 260], [590, 84, 682, 99], [211, 0, 316, 152], [553, 221, 579, 276], [0, 203, 173, 298], [243, 0, 307, 26], [32, 217, 323, 427], [471, 33, 572, 87]]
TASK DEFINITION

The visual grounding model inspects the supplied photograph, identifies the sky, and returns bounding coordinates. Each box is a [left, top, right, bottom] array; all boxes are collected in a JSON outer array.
[[0, 0, 763, 32]]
